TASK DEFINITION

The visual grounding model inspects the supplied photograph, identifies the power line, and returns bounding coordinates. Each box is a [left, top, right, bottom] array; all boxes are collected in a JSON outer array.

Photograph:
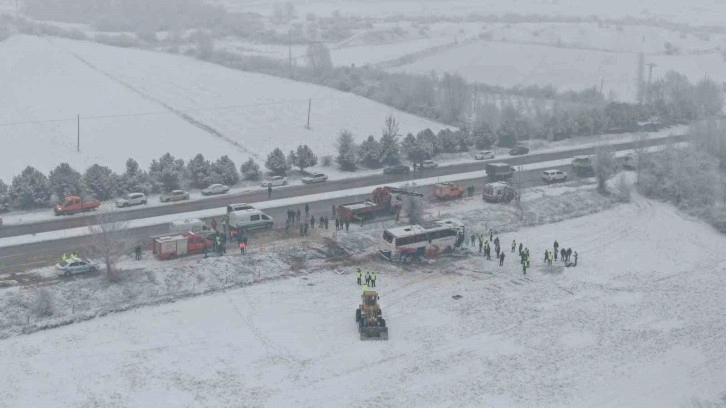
[[0, 95, 360, 127]]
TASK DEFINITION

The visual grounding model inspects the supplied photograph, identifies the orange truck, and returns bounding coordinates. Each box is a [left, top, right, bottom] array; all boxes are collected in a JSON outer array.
[[54, 196, 101, 216], [152, 232, 212, 260], [338, 186, 423, 221], [433, 182, 465, 200]]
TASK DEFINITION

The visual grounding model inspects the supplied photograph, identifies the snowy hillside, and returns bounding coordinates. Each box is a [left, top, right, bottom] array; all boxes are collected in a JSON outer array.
[[1, 188, 724, 407], [391, 40, 726, 102], [0, 35, 447, 181], [216, 0, 726, 25]]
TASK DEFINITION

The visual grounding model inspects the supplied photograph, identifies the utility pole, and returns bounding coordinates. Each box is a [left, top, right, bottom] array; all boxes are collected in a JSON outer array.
[[599, 78, 604, 95], [646, 63, 656, 85], [77, 114, 80, 152], [306, 98, 311, 130], [473, 85, 478, 112]]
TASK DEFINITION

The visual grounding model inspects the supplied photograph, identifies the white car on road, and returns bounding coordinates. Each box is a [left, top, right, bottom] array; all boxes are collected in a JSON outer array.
[[261, 176, 288, 187], [201, 184, 230, 196], [55, 258, 98, 276], [474, 151, 495, 160], [542, 169, 568, 183], [115, 192, 147, 208], [302, 173, 328, 184], [420, 160, 438, 169]]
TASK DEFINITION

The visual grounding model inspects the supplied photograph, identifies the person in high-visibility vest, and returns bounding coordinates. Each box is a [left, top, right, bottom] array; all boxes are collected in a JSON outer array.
[[356, 268, 362, 285], [370, 272, 377, 287], [362, 283, 369, 293], [365, 271, 371, 286], [61, 253, 68, 261], [71, 250, 78, 259]]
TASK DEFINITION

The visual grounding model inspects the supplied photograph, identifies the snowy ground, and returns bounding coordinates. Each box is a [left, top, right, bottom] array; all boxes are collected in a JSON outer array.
[[217, 0, 726, 25], [1, 173, 724, 407], [0, 34, 446, 181], [391, 40, 726, 102]]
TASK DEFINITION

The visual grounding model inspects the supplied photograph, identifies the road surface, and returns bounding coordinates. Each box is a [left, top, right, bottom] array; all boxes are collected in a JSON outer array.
[[0, 134, 684, 240]]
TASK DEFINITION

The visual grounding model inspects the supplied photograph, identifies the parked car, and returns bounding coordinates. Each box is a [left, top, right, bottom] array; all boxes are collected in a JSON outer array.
[[420, 160, 438, 169], [55, 258, 97, 276], [160, 190, 190, 202], [302, 173, 328, 184], [261, 176, 288, 187], [509, 146, 530, 156], [474, 151, 495, 160], [383, 164, 410, 175], [201, 184, 229, 196], [115, 192, 147, 208], [542, 169, 568, 183]]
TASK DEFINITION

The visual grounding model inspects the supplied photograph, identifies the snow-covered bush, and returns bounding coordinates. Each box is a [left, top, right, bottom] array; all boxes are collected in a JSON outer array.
[[292, 145, 318, 172], [241, 158, 261, 180], [594, 145, 617, 194], [613, 174, 631, 203], [32, 289, 54, 317]]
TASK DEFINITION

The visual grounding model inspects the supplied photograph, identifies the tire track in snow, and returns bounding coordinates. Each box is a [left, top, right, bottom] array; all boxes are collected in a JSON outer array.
[[48, 39, 260, 159]]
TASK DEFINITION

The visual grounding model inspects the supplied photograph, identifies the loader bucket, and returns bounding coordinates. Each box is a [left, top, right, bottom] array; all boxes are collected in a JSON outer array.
[[360, 326, 389, 341]]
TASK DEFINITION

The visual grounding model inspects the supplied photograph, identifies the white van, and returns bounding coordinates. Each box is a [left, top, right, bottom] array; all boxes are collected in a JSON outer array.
[[169, 218, 214, 236], [228, 209, 274, 230]]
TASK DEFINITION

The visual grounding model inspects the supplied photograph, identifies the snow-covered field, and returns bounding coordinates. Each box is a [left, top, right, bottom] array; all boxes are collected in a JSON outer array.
[[0, 34, 447, 181], [1, 174, 725, 407], [216, 0, 726, 25], [391, 40, 726, 101]]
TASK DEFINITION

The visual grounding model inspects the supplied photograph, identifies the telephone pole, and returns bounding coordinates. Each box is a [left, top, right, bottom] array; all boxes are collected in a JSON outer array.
[[646, 63, 656, 85], [77, 114, 80, 152], [306, 98, 311, 130]]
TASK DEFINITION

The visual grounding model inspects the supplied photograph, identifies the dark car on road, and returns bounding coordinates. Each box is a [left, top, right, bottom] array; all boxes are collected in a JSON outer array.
[[383, 164, 410, 175], [509, 146, 530, 156]]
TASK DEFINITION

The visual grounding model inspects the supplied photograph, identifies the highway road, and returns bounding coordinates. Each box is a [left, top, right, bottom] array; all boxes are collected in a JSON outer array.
[[0, 134, 686, 240], [0, 158, 609, 275]]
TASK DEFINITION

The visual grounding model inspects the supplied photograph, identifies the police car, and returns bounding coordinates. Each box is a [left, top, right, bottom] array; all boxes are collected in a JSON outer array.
[[55, 258, 98, 276]]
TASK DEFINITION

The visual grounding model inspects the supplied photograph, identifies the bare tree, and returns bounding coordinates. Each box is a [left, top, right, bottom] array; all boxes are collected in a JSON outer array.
[[306, 42, 332, 74], [87, 208, 132, 281], [594, 145, 617, 194], [382, 114, 400, 139], [632, 133, 649, 185]]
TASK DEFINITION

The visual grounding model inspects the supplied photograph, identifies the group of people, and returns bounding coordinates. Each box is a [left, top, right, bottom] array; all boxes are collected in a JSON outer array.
[[356, 267, 378, 292], [466, 229, 580, 275]]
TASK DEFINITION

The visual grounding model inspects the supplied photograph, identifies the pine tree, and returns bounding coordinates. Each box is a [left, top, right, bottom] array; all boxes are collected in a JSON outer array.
[[418, 128, 439, 155], [379, 133, 400, 165], [187, 153, 213, 188], [48, 162, 83, 201], [287, 149, 298, 170], [9, 166, 51, 209], [294, 144, 318, 172], [265, 148, 290, 175], [358, 135, 381, 168], [335, 129, 357, 171], [473, 122, 495, 149], [401, 133, 416, 156], [83, 164, 119, 200], [437, 128, 458, 153], [149, 153, 186, 192], [455, 129, 471, 152], [241, 158, 261, 180], [0, 178, 9, 209], [213, 155, 239, 186], [121, 158, 151, 193]]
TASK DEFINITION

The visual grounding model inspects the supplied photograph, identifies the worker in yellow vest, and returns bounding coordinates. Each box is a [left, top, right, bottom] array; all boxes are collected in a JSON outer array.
[[370, 272, 377, 287], [356, 268, 362, 285]]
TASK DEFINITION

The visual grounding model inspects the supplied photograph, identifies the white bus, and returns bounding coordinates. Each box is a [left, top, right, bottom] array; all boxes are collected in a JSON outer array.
[[380, 218, 466, 263]]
